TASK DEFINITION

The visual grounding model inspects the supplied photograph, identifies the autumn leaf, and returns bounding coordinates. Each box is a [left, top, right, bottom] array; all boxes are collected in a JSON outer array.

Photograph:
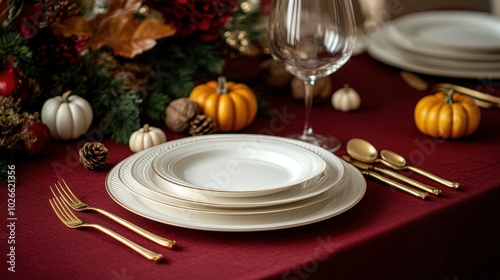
[[94, 17, 176, 58], [52, 17, 93, 37], [52, 0, 176, 58]]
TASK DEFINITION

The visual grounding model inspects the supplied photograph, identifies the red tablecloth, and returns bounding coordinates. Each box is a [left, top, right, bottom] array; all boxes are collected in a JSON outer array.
[[1, 53, 500, 280]]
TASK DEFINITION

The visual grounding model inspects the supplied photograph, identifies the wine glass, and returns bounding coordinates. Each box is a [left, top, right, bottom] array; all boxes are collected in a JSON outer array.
[[267, 0, 356, 152]]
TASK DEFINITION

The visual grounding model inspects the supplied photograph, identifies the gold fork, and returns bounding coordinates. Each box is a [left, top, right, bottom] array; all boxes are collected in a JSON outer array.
[[49, 193, 164, 262], [53, 180, 176, 249]]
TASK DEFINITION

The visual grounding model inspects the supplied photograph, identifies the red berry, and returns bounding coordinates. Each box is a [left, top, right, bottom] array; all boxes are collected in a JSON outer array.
[[0, 68, 18, 97], [23, 122, 51, 155]]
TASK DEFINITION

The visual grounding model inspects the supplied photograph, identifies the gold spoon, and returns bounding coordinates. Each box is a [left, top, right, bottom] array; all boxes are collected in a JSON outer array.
[[346, 138, 443, 195], [342, 155, 429, 199], [380, 150, 460, 189]]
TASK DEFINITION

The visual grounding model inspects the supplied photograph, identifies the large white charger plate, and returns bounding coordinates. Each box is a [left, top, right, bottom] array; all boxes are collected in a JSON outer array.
[[390, 11, 500, 52], [150, 136, 326, 198], [106, 160, 366, 232], [128, 135, 346, 208], [367, 31, 500, 79]]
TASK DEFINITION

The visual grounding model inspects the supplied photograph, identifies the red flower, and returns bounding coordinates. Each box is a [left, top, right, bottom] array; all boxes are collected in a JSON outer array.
[[145, 0, 237, 41]]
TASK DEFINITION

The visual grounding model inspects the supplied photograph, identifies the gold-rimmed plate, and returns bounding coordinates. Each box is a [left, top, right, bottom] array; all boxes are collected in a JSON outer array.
[[150, 135, 327, 198]]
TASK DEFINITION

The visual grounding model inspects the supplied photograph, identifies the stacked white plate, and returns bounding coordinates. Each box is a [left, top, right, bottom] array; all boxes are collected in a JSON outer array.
[[105, 134, 366, 231], [367, 11, 500, 79]]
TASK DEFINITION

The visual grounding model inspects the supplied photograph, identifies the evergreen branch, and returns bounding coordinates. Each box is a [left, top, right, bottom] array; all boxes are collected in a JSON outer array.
[[91, 76, 130, 120], [144, 89, 172, 121], [109, 94, 142, 144], [0, 33, 33, 71], [186, 42, 224, 74]]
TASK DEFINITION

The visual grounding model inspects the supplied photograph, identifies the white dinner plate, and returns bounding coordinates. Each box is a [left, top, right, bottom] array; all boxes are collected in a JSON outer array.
[[117, 157, 350, 215], [150, 136, 326, 198], [367, 32, 500, 79], [106, 161, 366, 232], [384, 25, 500, 62], [380, 28, 500, 69], [391, 11, 500, 52], [128, 135, 346, 208]]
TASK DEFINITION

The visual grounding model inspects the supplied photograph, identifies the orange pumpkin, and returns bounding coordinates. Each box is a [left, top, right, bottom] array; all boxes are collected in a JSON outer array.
[[189, 77, 258, 132], [414, 90, 481, 139]]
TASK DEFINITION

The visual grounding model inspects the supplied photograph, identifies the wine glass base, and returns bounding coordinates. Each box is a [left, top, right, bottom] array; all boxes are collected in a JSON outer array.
[[287, 133, 341, 153]]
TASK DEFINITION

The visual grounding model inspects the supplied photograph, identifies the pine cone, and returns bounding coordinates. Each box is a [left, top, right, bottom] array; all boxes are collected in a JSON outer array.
[[79, 142, 109, 171], [188, 114, 217, 136], [165, 98, 202, 133]]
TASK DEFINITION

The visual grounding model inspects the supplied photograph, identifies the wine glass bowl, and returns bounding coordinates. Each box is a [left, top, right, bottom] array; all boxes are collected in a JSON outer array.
[[267, 0, 357, 152]]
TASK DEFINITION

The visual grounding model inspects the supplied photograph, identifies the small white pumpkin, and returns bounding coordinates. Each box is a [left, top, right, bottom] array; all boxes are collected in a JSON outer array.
[[41, 90, 93, 140], [331, 84, 361, 112], [129, 124, 167, 152]]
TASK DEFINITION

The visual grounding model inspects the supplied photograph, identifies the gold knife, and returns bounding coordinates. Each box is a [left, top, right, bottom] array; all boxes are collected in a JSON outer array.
[[342, 155, 442, 196], [342, 155, 429, 200]]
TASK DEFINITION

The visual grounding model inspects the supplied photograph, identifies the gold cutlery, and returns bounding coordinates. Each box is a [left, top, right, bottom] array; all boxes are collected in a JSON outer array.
[[380, 150, 460, 189], [49, 193, 164, 262], [347, 138, 459, 189], [342, 155, 441, 196], [433, 83, 500, 108], [400, 71, 499, 108], [400, 71, 429, 91], [341, 155, 428, 200], [53, 180, 176, 249]]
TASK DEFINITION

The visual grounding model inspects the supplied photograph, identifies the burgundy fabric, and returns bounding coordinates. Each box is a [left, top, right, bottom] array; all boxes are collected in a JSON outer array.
[[1, 53, 500, 280]]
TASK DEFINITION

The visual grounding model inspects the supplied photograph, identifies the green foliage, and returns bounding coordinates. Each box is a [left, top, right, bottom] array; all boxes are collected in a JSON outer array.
[[88, 74, 140, 143], [0, 33, 34, 74], [109, 94, 142, 144], [91, 77, 126, 119], [46, 65, 89, 98], [144, 90, 173, 121]]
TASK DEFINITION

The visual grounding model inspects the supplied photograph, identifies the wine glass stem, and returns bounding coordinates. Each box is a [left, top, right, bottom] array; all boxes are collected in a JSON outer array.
[[302, 79, 315, 138]]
